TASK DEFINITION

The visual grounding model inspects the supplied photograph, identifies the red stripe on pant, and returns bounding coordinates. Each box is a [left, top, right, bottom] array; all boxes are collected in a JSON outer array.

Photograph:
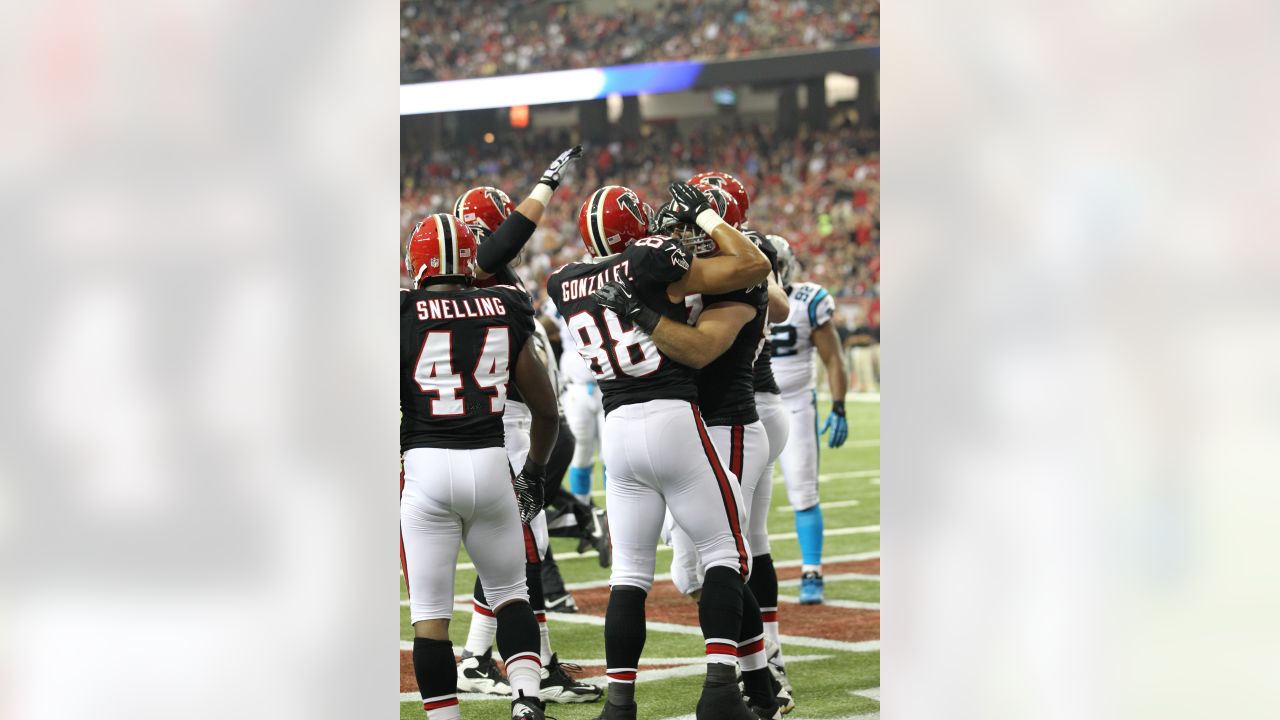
[[761, 610, 778, 622], [423, 697, 458, 711], [737, 638, 766, 656], [690, 404, 749, 578], [522, 523, 539, 564], [606, 670, 637, 682], [730, 424, 744, 482], [472, 600, 495, 618]]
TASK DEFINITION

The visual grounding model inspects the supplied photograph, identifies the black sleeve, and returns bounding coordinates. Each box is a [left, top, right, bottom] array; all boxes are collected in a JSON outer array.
[[476, 211, 537, 274], [490, 265, 522, 287]]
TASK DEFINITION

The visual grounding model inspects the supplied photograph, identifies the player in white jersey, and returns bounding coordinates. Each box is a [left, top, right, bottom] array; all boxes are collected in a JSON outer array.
[[545, 293, 608, 505], [765, 235, 849, 605]]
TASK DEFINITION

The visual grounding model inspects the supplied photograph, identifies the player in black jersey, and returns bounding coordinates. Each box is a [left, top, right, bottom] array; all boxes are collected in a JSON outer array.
[[740, 226, 798, 712], [400, 213, 559, 720], [592, 182, 791, 718], [548, 182, 769, 720], [443, 151, 606, 706]]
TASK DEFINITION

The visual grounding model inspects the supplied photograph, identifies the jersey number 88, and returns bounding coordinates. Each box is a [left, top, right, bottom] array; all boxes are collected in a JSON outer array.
[[568, 310, 661, 380]]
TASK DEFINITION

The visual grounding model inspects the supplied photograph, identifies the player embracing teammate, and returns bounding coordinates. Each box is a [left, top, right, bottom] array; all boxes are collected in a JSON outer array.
[[549, 181, 775, 720]]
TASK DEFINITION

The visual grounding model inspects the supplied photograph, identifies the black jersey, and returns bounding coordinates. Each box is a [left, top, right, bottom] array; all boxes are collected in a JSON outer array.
[[692, 282, 769, 426], [400, 284, 535, 452], [546, 236, 696, 414], [742, 228, 782, 396]]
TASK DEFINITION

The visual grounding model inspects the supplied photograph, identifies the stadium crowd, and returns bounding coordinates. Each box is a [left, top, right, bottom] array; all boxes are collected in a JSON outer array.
[[401, 122, 879, 336], [401, 0, 880, 83]]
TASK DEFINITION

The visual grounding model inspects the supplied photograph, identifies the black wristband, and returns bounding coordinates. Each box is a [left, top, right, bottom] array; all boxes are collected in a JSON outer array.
[[634, 306, 661, 334], [831, 399, 846, 416], [522, 460, 547, 480], [476, 211, 537, 274]]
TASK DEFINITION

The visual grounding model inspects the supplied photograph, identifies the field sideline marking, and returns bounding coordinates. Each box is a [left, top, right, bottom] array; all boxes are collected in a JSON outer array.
[[453, 607, 881, 653], [779, 571, 880, 587], [779, 595, 880, 610], [421, 551, 880, 602], [778, 498, 860, 512], [398, 654, 835, 704], [590, 468, 881, 498], [448, 526, 879, 571]]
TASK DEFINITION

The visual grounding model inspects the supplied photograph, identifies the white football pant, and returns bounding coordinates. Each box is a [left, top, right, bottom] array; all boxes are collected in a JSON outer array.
[[401, 447, 529, 623], [602, 399, 751, 593]]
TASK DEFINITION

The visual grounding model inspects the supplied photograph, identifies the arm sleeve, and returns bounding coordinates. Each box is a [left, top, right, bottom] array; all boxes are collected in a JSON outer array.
[[476, 211, 537, 274]]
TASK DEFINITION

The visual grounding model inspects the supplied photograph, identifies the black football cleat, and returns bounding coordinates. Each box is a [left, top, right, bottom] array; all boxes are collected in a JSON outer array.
[[695, 683, 760, 720], [592, 700, 638, 720], [512, 690, 546, 719]]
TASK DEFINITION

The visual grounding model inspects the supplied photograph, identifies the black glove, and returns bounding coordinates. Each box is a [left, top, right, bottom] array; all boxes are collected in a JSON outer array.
[[592, 281, 662, 334], [668, 182, 713, 224], [540, 145, 583, 190], [513, 461, 547, 525]]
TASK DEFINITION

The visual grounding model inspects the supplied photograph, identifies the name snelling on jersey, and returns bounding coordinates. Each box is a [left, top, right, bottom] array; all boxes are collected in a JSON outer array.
[[558, 259, 633, 302], [414, 294, 510, 321]]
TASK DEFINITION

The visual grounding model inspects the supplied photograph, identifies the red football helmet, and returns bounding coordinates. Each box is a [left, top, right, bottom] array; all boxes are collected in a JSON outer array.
[[689, 171, 750, 219], [578, 185, 651, 258], [453, 186, 514, 238], [405, 213, 478, 287], [656, 184, 742, 257]]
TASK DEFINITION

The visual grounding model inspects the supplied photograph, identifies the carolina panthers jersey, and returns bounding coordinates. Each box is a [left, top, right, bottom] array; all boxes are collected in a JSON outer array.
[[546, 236, 696, 414], [769, 281, 835, 395], [400, 284, 535, 452]]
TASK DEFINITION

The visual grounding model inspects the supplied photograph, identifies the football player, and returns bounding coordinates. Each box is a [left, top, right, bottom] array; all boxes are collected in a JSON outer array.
[[448, 157, 605, 705], [548, 182, 770, 720], [546, 295, 609, 506], [766, 234, 850, 605], [694, 171, 798, 707], [594, 180, 790, 718], [401, 214, 557, 720]]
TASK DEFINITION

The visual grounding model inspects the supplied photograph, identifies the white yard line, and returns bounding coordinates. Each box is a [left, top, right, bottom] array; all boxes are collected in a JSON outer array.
[[590, 468, 881, 498], [449, 526, 878, 571], [777, 498, 860, 512], [851, 687, 881, 701], [779, 595, 880, 611], [772, 469, 880, 486], [779, 571, 880, 587], [432, 551, 881, 600]]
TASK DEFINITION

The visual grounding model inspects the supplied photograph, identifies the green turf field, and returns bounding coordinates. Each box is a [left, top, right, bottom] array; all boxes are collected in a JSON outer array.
[[401, 398, 880, 719]]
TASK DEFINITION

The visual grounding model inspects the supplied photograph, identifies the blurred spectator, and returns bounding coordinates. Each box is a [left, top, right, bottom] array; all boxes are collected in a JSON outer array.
[[401, 0, 880, 83], [400, 121, 879, 318]]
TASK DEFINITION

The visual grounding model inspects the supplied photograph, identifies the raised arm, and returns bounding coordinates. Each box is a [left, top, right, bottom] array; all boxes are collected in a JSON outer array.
[[475, 145, 582, 279], [663, 182, 769, 299]]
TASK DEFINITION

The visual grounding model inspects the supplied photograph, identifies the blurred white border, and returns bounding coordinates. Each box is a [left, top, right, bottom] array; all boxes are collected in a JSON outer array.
[[2, 1, 401, 718], [885, 1, 1280, 718]]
